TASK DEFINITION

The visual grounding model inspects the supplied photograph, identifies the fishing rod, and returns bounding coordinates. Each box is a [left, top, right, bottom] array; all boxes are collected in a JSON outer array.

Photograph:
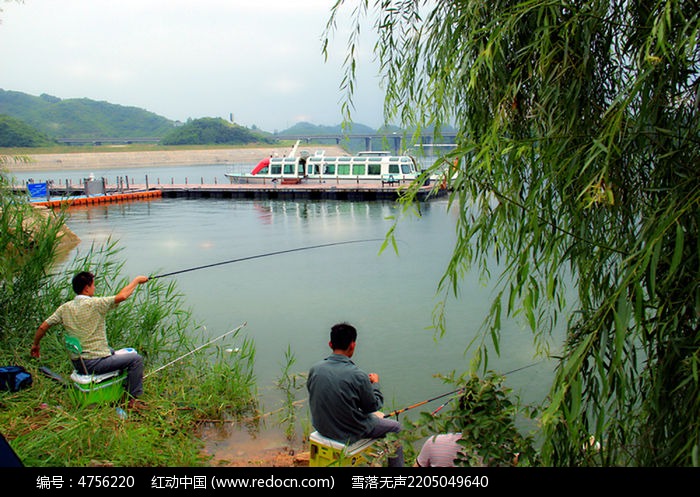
[[431, 392, 462, 416], [149, 238, 386, 280], [386, 388, 463, 418], [387, 359, 545, 418], [144, 322, 246, 378]]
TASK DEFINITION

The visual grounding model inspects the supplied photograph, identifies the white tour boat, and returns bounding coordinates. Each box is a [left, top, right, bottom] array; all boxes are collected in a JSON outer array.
[[224, 141, 422, 185]]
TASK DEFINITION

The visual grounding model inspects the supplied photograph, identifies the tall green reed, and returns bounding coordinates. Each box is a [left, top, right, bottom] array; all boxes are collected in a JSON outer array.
[[275, 346, 306, 442]]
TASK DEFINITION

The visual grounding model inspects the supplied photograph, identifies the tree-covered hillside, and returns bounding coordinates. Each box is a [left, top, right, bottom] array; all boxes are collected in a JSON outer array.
[[0, 89, 449, 150], [0, 89, 175, 140], [0, 114, 56, 147], [160, 117, 277, 146]]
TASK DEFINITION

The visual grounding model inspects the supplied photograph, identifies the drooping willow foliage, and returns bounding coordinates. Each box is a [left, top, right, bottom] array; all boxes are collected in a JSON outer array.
[[327, 1, 699, 466]]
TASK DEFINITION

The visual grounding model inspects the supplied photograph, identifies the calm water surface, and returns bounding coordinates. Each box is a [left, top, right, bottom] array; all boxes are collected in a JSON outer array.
[[11, 165, 562, 447], [10, 162, 250, 187]]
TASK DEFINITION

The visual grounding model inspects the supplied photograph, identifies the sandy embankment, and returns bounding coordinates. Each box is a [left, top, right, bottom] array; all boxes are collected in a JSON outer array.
[[4, 145, 349, 172]]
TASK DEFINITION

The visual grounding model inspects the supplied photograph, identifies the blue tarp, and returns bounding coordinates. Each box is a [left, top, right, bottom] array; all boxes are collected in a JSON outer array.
[[26, 182, 48, 198]]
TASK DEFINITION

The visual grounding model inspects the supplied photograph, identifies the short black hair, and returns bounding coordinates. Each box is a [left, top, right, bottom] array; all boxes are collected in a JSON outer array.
[[330, 322, 357, 350], [72, 271, 94, 294]]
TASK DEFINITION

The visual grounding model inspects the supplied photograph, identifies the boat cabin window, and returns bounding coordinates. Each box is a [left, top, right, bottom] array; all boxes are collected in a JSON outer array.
[[307, 157, 321, 175], [270, 160, 282, 175], [400, 157, 416, 174], [388, 161, 400, 174], [364, 157, 381, 176], [337, 158, 351, 175], [352, 162, 366, 175], [283, 158, 296, 175]]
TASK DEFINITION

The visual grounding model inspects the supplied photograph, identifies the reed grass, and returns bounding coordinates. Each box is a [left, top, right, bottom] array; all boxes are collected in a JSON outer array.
[[275, 346, 306, 442]]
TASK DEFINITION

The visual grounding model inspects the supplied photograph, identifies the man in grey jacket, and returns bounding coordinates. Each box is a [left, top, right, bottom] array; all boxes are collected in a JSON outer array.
[[307, 322, 404, 467]]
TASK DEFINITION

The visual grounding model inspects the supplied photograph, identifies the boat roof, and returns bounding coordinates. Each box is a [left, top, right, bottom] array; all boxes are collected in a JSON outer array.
[[356, 151, 392, 157], [269, 153, 414, 163]]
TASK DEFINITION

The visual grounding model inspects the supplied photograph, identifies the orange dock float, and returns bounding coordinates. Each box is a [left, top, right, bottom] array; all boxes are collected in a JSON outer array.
[[32, 190, 162, 209]]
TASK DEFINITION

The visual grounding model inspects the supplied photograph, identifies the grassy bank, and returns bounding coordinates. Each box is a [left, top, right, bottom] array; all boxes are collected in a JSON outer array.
[[0, 180, 264, 466], [0, 245, 261, 466]]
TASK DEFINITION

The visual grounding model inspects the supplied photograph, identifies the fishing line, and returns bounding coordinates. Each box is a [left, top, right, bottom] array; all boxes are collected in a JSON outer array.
[[149, 238, 387, 280], [144, 322, 247, 378]]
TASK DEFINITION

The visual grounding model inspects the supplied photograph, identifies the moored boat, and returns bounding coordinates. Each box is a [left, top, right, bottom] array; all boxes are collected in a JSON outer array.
[[225, 141, 423, 185]]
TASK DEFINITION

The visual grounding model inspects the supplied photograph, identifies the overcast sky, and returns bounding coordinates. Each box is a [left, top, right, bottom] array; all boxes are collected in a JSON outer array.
[[0, 0, 386, 132]]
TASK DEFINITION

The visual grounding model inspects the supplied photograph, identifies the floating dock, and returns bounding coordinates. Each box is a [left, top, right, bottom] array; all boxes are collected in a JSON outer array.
[[22, 180, 446, 208]]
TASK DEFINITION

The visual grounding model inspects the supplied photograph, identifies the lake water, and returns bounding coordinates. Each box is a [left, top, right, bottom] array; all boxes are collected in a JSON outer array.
[[9, 162, 253, 188], [9, 164, 562, 451]]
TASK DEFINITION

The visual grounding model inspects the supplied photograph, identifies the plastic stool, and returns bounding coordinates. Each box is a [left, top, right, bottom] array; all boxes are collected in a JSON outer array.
[[308, 431, 377, 467], [69, 370, 127, 407]]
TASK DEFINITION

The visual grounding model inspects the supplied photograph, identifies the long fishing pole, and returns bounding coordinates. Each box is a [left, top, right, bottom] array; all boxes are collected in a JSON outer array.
[[144, 322, 247, 378], [386, 388, 463, 418], [431, 391, 464, 416], [387, 359, 545, 418], [149, 238, 386, 280]]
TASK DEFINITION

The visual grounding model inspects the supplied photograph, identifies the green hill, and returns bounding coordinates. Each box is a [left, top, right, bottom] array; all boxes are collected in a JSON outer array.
[[0, 89, 175, 140], [161, 117, 276, 146], [0, 89, 454, 150], [0, 114, 56, 147]]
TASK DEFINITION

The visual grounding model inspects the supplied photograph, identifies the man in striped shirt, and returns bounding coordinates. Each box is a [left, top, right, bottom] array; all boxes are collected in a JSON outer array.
[[31, 271, 149, 410], [415, 433, 465, 467]]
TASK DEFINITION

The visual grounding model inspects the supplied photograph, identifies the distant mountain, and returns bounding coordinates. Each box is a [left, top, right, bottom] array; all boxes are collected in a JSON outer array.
[[277, 121, 377, 136], [0, 89, 175, 140], [0, 89, 454, 150], [277, 121, 415, 152]]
